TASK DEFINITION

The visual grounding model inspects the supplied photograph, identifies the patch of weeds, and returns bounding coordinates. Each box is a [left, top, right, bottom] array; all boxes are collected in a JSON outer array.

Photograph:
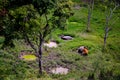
[[0, 37, 4, 44]]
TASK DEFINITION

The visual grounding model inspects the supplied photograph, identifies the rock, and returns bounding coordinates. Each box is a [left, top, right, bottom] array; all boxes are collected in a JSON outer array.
[[61, 35, 73, 40]]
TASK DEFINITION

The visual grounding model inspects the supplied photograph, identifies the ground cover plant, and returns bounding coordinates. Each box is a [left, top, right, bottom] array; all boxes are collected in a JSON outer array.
[[0, 0, 120, 80]]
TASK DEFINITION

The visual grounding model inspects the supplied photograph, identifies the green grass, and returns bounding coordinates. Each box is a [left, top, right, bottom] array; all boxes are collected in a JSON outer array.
[[1, 3, 120, 80], [49, 5, 120, 80]]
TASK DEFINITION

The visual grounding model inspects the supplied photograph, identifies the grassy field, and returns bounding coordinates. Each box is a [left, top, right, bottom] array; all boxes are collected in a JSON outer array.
[[0, 4, 120, 80]]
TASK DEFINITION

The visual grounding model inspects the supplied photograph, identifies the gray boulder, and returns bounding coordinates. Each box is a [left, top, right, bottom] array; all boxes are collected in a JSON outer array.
[[61, 35, 73, 40]]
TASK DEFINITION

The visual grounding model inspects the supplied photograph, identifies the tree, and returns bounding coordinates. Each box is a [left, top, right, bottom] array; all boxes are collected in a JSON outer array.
[[103, 0, 120, 50], [82, 0, 94, 32], [87, 0, 94, 32], [0, 0, 73, 74]]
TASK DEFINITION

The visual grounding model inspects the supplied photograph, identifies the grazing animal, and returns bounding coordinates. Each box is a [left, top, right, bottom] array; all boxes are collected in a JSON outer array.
[[78, 46, 84, 53], [78, 46, 88, 56], [82, 47, 88, 56]]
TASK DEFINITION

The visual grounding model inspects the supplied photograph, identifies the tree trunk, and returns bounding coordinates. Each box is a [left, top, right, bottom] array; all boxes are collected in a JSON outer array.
[[87, 7, 91, 32], [103, 29, 107, 50], [38, 39, 43, 74], [86, 0, 94, 32], [103, 4, 119, 51], [103, 27, 110, 50]]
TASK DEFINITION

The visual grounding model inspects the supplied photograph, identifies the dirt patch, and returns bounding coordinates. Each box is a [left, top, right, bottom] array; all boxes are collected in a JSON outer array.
[[51, 67, 69, 75], [44, 41, 58, 48]]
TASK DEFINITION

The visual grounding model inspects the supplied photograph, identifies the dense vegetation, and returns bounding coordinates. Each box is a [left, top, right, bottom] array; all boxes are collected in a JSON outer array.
[[0, 0, 120, 80]]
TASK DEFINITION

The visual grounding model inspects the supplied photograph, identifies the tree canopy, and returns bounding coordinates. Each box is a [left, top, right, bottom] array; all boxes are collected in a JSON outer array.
[[0, 0, 73, 48]]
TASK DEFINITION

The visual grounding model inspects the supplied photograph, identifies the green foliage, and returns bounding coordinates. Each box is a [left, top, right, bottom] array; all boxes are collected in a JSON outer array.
[[71, 0, 81, 3], [0, 0, 120, 80], [0, 0, 9, 9], [0, 36, 4, 44], [69, 7, 87, 23], [0, 51, 37, 80], [0, 0, 73, 77], [0, 0, 73, 48]]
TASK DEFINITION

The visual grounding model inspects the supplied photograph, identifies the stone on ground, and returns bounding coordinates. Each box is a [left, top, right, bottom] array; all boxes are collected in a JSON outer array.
[[51, 67, 69, 75], [61, 35, 73, 40]]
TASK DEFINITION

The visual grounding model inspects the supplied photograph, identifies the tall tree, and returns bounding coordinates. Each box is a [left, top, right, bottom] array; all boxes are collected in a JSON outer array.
[[87, 0, 94, 32], [82, 0, 94, 32], [0, 0, 72, 74], [103, 0, 120, 50]]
